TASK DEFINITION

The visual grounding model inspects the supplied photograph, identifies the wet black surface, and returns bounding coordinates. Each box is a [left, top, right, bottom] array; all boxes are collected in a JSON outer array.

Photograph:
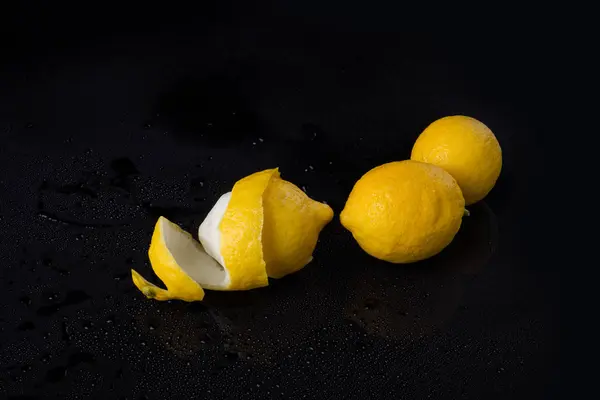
[[1, 2, 560, 399]]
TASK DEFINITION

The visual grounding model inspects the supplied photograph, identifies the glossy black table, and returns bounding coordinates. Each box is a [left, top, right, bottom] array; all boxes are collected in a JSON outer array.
[[1, 3, 561, 399]]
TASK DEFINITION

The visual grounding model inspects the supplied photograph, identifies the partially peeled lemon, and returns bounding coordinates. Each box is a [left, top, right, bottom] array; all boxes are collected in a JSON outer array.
[[131, 168, 333, 301]]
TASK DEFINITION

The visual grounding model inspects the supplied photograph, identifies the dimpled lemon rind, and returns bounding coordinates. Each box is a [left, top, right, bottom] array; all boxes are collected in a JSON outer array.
[[340, 160, 465, 263]]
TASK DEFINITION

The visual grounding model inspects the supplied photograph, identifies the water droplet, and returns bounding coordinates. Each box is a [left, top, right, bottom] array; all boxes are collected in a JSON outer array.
[[252, 142, 257, 145]]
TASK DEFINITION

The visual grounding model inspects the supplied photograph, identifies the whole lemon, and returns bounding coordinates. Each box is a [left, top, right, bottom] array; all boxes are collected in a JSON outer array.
[[411, 115, 502, 205], [340, 160, 465, 263]]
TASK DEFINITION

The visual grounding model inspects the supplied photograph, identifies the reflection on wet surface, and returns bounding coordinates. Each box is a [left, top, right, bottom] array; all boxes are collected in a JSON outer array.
[[346, 201, 498, 340]]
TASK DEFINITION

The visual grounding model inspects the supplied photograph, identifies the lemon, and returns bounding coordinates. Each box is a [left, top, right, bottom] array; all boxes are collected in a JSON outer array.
[[199, 169, 333, 282], [340, 160, 465, 263], [132, 168, 333, 301], [411, 115, 502, 205], [262, 177, 334, 278]]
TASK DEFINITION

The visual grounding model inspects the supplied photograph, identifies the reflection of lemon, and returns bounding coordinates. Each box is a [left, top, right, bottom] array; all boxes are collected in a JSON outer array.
[[340, 161, 465, 263], [411, 115, 502, 205], [132, 168, 333, 301]]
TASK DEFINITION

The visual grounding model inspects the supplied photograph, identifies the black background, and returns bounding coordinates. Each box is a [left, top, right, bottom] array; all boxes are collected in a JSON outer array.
[[1, 1, 561, 399]]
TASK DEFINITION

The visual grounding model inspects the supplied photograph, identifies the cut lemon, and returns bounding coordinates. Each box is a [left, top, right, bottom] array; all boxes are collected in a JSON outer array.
[[132, 168, 333, 301]]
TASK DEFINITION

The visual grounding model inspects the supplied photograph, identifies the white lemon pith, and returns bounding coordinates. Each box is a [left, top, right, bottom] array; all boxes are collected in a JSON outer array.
[[132, 168, 333, 301], [131, 217, 217, 301], [198, 192, 230, 280]]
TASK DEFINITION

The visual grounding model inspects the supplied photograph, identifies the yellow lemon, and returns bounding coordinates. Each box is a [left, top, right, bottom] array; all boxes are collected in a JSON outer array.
[[340, 160, 465, 263], [262, 177, 334, 278], [132, 168, 333, 301], [411, 115, 502, 205]]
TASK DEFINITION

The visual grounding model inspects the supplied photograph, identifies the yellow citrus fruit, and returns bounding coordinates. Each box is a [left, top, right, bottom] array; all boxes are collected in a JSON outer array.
[[410, 115, 502, 205], [132, 168, 333, 301], [340, 160, 465, 263], [199, 168, 333, 283], [262, 177, 334, 278]]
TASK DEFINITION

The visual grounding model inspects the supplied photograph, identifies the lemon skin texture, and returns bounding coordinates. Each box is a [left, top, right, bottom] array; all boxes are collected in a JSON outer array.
[[411, 115, 502, 205], [340, 160, 465, 263], [262, 177, 334, 279]]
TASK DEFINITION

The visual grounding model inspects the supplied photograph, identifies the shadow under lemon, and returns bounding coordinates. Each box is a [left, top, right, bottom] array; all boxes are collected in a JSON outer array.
[[345, 201, 498, 341]]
